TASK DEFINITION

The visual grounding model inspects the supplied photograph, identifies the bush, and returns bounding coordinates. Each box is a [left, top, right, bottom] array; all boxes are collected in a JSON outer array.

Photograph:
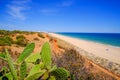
[[49, 37, 53, 42], [16, 35, 25, 39], [0, 36, 14, 46], [53, 49, 84, 80], [4, 36, 14, 44], [12, 30, 23, 34], [0, 38, 8, 46], [15, 35, 28, 46], [0, 30, 10, 35], [38, 33, 45, 38], [33, 38, 39, 41]]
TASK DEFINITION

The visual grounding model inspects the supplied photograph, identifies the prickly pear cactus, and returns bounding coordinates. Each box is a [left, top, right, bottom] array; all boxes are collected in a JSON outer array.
[[51, 67, 70, 80], [25, 70, 46, 80], [3, 72, 13, 80], [20, 61, 27, 80], [17, 43, 35, 63], [70, 74, 76, 80], [0, 53, 6, 60], [25, 52, 41, 63], [50, 65, 57, 72], [5, 49, 18, 80], [41, 42, 52, 69], [41, 71, 49, 79], [48, 76, 56, 80], [29, 64, 43, 75]]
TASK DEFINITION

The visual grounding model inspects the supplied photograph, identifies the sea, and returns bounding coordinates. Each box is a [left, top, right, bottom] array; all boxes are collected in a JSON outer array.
[[57, 33, 120, 47]]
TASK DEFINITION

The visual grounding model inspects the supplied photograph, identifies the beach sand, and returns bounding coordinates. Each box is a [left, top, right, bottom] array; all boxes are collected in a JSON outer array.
[[49, 33, 120, 64]]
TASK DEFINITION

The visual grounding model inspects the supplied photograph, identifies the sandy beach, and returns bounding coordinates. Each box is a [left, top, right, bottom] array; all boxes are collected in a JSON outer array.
[[49, 33, 120, 64]]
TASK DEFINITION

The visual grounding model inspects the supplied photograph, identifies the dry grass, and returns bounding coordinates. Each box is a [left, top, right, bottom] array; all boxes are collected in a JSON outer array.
[[52, 48, 117, 80]]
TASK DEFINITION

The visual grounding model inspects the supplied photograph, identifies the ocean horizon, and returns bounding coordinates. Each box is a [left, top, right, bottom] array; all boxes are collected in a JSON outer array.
[[57, 32, 120, 47]]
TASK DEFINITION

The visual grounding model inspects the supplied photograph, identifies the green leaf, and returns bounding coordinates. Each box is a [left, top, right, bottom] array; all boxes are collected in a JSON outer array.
[[51, 67, 70, 80], [50, 65, 57, 72], [41, 42, 52, 69], [0, 53, 5, 58], [20, 61, 27, 80], [25, 70, 46, 80], [17, 43, 35, 63], [48, 76, 56, 80], [41, 71, 49, 79], [5, 72, 13, 80], [70, 74, 76, 80], [29, 64, 42, 75], [5, 49, 18, 80], [25, 53, 41, 63], [39, 62, 45, 69], [0, 53, 7, 61], [27, 63, 34, 71], [0, 66, 8, 76]]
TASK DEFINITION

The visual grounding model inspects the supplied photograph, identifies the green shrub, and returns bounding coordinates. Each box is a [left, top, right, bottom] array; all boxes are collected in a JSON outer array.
[[0, 30, 10, 35], [12, 30, 23, 34], [0, 38, 8, 46], [0, 30, 36, 36], [15, 38, 27, 46], [0, 36, 13, 46], [16, 35, 28, 46], [16, 35, 25, 39], [4, 36, 14, 44]]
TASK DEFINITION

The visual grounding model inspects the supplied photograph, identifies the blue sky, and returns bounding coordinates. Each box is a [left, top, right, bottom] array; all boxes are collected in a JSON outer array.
[[0, 0, 120, 33]]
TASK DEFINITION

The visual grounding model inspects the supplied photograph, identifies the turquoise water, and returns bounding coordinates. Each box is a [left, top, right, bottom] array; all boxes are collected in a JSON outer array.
[[57, 33, 120, 47]]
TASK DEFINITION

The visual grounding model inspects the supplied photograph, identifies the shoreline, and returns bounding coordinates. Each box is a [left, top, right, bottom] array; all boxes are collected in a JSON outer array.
[[48, 33, 120, 64], [56, 33, 120, 48]]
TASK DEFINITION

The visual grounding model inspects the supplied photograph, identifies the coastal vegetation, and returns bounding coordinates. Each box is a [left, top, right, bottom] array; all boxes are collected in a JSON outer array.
[[0, 30, 119, 80], [37, 33, 45, 38], [0, 36, 14, 46], [0, 42, 73, 80], [15, 35, 28, 46], [0, 30, 34, 46], [0, 30, 35, 35]]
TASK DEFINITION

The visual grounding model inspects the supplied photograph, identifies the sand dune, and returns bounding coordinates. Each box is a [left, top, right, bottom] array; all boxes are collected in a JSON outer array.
[[49, 33, 120, 64]]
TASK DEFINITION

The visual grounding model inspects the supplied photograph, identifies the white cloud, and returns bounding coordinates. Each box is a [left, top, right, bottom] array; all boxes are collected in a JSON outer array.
[[11, 0, 31, 5], [6, 0, 31, 20], [7, 5, 25, 20], [40, 8, 57, 15], [57, 1, 74, 7], [40, 1, 74, 15]]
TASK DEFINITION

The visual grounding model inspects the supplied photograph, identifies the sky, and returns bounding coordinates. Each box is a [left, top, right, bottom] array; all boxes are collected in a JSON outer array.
[[0, 0, 120, 33]]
